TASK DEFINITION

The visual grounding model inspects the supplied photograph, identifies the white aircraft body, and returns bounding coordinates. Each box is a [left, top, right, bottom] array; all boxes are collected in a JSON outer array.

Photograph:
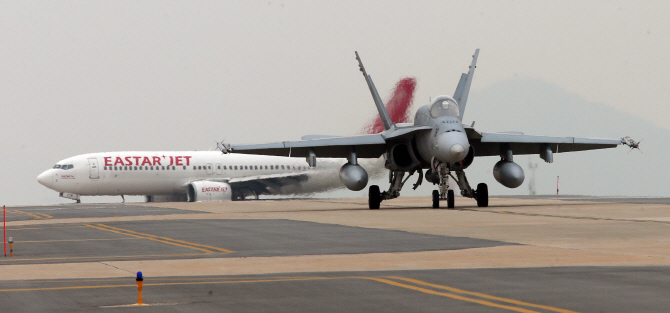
[[37, 151, 375, 202]]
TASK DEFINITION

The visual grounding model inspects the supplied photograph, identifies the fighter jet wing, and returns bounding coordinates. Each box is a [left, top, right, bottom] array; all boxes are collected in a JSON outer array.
[[467, 129, 622, 158], [230, 126, 432, 159]]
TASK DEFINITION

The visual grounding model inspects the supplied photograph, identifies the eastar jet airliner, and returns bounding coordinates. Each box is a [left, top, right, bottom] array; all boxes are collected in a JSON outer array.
[[37, 151, 354, 203]]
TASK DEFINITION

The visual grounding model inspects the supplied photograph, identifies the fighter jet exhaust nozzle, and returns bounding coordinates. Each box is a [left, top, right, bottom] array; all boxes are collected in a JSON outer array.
[[339, 163, 369, 191], [493, 160, 525, 188], [434, 132, 470, 164]]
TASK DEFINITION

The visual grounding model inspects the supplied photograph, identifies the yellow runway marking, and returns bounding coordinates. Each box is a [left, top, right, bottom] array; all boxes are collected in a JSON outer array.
[[8, 209, 52, 220], [92, 224, 234, 253], [388, 277, 578, 313], [84, 224, 233, 254], [18, 238, 142, 243], [0, 253, 210, 262], [0, 276, 579, 312]]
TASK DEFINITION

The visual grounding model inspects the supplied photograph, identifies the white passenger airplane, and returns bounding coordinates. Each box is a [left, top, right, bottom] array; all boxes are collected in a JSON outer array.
[[37, 151, 368, 203]]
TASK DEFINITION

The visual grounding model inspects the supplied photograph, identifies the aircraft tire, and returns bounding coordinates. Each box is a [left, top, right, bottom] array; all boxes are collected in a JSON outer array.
[[369, 185, 381, 210], [432, 190, 439, 209], [476, 183, 489, 207], [447, 190, 455, 209]]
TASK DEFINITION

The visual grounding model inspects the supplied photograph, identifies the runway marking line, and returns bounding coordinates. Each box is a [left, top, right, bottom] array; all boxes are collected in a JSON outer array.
[[0, 276, 578, 313], [87, 223, 234, 254], [8, 209, 52, 220], [0, 253, 210, 262], [18, 238, 142, 243], [387, 277, 578, 313]]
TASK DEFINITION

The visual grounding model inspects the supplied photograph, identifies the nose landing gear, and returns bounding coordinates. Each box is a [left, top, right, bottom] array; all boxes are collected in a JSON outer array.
[[431, 163, 488, 209]]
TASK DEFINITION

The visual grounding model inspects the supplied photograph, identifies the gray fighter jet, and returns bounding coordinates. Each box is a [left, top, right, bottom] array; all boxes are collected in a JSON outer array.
[[223, 50, 639, 209]]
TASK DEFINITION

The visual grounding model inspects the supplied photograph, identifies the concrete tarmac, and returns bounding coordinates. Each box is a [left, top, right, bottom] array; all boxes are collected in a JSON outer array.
[[1, 196, 670, 312]]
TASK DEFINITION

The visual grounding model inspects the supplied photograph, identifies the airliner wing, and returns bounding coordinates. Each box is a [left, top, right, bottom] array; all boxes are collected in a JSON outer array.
[[466, 129, 622, 157], [227, 173, 310, 196]]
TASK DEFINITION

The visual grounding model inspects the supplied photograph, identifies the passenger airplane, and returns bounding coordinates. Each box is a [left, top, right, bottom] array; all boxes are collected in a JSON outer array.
[[37, 78, 416, 203], [38, 151, 351, 202]]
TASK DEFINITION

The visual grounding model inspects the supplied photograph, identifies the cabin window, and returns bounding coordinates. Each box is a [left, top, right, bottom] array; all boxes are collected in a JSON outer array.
[[183, 166, 186, 170], [208, 166, 211, 170], [134, 166, 138, 170], [161, 166, 165, 170], [281, 165, 285, 169], [172, 166, 176, 170], [253, 165, 257, 170]]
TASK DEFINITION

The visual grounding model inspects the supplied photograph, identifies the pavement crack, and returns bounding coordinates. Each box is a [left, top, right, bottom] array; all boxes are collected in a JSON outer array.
[[99, 261, 135, 275]]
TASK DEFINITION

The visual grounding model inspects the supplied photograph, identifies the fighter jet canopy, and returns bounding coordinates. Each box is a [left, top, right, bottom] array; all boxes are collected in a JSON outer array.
[[430, 96, 460, 118]]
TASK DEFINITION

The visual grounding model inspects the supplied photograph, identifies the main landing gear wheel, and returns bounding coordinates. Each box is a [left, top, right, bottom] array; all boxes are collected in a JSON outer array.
[[476, 183, 488, 207], [447, 190, 455, 209], [432, 190, 439, 209], [369, 185, 381, 210]]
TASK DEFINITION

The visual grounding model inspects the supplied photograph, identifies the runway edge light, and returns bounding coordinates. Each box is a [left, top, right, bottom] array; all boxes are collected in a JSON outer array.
[[136, 271, 144, 305]]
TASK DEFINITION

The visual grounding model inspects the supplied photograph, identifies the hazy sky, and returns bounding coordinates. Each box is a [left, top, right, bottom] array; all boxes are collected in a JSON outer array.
[[1, 1, 668, 205]]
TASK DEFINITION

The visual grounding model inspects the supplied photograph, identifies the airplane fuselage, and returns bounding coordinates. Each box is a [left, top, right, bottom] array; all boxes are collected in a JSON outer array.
[[37, 151, 319, 197]]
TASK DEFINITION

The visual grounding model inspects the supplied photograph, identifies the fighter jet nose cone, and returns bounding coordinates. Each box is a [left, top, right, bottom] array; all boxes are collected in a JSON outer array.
[[451, 144, 466, 159]]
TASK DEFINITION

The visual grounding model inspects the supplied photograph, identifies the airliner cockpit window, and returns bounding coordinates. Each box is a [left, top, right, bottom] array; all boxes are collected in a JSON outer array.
[[429, 97, 460, 118], [53, 164, 61, 169]]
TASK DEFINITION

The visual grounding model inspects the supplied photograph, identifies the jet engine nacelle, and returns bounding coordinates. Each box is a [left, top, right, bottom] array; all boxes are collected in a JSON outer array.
[[188, 181, 233, 202], [493, 160, 525, 188], [388, 143, 421, 171], [339, 163, 369, 191]]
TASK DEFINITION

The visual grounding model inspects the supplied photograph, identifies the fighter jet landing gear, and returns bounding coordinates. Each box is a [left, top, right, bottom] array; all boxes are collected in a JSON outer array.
[[430, 162, 488, 208], [368, 170, 416, 210]]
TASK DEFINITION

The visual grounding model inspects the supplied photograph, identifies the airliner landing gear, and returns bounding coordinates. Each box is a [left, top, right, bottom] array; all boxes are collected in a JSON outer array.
[[121, 195, 125, 203], [432, 190, 439, 208]]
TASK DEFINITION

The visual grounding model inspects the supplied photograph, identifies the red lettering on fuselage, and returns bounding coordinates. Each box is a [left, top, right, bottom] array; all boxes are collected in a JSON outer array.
[[104, 157, 112, 166], [124, 156, 132, 166], [184, 156, 192, 166], [114, 157, 124, 166], [152, 156, 161, 166], [141, 157, 151, 166], [201, 187, 228, 192], [168, 156, 174, 166], [132, 156, 141, 166], [175, 156, 183, 166]]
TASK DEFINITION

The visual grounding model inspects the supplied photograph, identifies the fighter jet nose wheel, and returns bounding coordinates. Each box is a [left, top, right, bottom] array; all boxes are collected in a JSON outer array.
[[369, 185, 381, 210], [447, 190, 455, 209], [476, 183, 488, 207], [432, 190, 439, 208]]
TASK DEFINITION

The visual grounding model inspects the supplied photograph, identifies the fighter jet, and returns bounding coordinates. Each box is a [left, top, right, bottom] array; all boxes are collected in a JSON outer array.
[[224, 50, 638, 209]]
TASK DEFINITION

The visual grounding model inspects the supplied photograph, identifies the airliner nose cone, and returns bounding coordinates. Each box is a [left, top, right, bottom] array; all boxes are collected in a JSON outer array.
[[451, 144, 466, 159], [37, 171, 50, 187]]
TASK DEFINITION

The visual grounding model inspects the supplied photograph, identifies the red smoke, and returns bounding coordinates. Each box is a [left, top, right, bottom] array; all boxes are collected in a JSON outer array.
[[361, 77, 416, 134]]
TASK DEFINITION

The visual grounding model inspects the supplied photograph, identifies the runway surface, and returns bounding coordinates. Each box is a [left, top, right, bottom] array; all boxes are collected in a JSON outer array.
[[1, 196, 670, 312]]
